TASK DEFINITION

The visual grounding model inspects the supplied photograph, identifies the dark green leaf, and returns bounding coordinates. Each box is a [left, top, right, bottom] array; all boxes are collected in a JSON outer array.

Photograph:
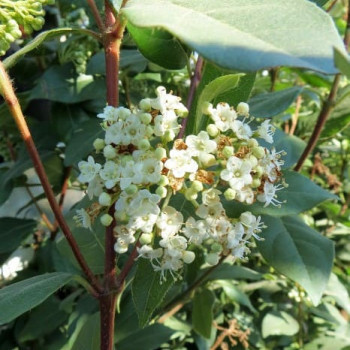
[[30, 65, 106, 104], [249, 86, 303, 118], [0, 272, 74, 325], [127, 23, 188, 69], [17, 297, 68, 342], [192, 289, 215, 339], [122, 0, 345, 73], [308, 0, 329, 7], [257, 216, 334, 305], [224, 171, 337, 218], [262, 311, 299, 338], [71, 312, 100, 350], [117, 324, 175, 350], [64, 118, 104, 166], [0, 218, 36, 255], [132, 259, 173, 327]]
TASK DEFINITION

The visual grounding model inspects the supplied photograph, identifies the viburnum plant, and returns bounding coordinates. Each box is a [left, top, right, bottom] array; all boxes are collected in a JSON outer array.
[[0, 0, 349, 350]]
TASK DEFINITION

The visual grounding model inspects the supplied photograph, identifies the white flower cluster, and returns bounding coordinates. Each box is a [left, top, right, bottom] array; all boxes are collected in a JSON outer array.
[[75, 87, 287, 281]]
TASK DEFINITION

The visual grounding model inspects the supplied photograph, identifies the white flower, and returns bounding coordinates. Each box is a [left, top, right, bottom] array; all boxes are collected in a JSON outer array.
[[240, 211, 264, 239], [185, 131, 217, 164], [120, 160, 143, 190], [220, 156, 253, 191], [78, 156, 101, 183], [97, 105, 119, 121], [202, 188, 222, 206], [87, 175, 104, 199], [128, 212, 158, 233], [196, 203, 225, 222], [232, 120, 252, 140], [104, 121, 123, 145], [183, 217, 209, 245], [157, 206, 183, 238], [74, 209, 92, 231], [99, 161, 120, 189], [140, 158, 163, 184], [257, 182, 284, 207], [154, 113, 180, 137], [257, 120, 275, 144], [137, 245, 163, 263], [129, 189, 160, 216], [164, 149, 198, 178], [227, 222, 245, 249], [235, 186, 254, 204], [209, 103, 237, 132]]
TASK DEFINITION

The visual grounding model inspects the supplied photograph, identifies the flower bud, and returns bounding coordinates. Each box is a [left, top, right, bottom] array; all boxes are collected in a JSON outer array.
[[140, 233, 152, 245], [237, 102, 249, 116], [103, 145, 117, 159], [207, 124, 219, 137], [158, 175, 169, 186], [202, 102, 213, 115], [98, 192, 112, 206], [139, 98, 152, 111], [222, 146, 234, 158], [247, 138, 259, 148], [201, 153, 216, 167], [185, 188, 198, 201], [93, 138, 105, 151], [156, 186, 167, 198], [163, 129, 175, 142], [206, 252, 220, 265], [139, 112, 152, 124], [211, 243, 223, 253], [155, 147, 167, 160], [125, 184, 138, 195], [100, 214, 113, 227], [191, 180, 203, 193], [224, 188, 236, 201], [114, 211, 128, 223], [145, 125, 154, 137], [252, 146, 265, 159], [138, 139, 151, 151], [182, 251, 195, 264], [252, 178, 261, 188]]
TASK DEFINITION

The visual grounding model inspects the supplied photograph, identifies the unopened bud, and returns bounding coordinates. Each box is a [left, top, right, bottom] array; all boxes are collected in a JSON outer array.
[[191, 180, 203, 193], [93, 138, 105, 151], [156, 186, 167, 198], [222, 146, 234, 158], [98, 192, 112, 206], [103, 145, 117, 159], [207, 124, 219, 137], [182, 251, 195, 264], [237, 102, 249, 116], [224, 188, 236, 201], [100, 214, 113, 227]]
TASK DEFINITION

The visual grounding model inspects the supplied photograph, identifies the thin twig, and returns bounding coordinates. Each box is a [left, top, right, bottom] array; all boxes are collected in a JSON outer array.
[[289, 95, 302, 135], [327, 0, 338, 12], [294, 0, 350, 172], [86, 0, 105, 32], [178, 56, 204, 139], [0, 61, 103, 295]]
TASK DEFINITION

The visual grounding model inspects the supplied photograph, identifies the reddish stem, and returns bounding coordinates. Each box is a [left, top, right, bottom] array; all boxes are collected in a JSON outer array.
[[87, 0, 105, 32], [0, 61, 103, 295], [178, 56, 204, 139]]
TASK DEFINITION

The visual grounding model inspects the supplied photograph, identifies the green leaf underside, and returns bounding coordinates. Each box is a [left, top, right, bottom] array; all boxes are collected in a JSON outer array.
[[0, 273, 74, 325], [249, 86, 304, 118], [192, 289, 215, 339], [334, 47, 350, 79], [262, 311, 299, 338], [127, 22, 188, 69], [257, 216, 334, 305], [224, 170, 337, 217], [132, 259, 174, 327], [4, 28, 98, 69], [122, 0, 345, 73], [71, 312, 100, 350]]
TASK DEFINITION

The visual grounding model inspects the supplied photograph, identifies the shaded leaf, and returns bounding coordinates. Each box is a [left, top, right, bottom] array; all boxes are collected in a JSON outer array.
[[262, 311, 299, 338], [71, 312, 100, 350], [334, 47, 350, 78], [257, 216, 334, 305]]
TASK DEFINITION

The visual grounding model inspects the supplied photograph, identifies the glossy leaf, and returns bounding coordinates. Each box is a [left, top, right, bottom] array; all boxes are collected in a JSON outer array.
[[132, 259, 173, 327], [223, 170, 337, 218], [0, 273, 74, 325], [249, 86, 303, 118], [127, 22, 188, 69], [334, 47, 350, 78], [192, 289, 215, 339], [122, 0, 345, 73], [262, 311, 299, 338], [202, 263, 262, 281], [257, 216, 334, 305]]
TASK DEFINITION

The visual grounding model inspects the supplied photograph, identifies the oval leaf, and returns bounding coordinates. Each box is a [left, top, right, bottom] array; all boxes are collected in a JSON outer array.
[[122, 0, 345, 73], [262, 311, 299, 338], [257, 216, 334, 305], [0, 272, 74, 325]]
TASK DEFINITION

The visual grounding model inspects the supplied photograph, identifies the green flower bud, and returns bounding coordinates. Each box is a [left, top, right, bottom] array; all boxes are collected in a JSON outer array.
[[125, 184, 138, 195], [237, 102, 249, 116], [139, 112, 152, 124], [185, 188, 198, 201], [139, 98, 152, 111], [182, 251, 195, 264], [206, 252, 220, 266], [114, 211, 128, 223], [211, 243, 223, 253], [252, 146, 265, 159], [202, 101, 212, 115], [222, 146, 234, 158], [191, 180, 203, 193], [206, 124, 219, 137], [155, 147, 167, 160], [224, 188, 236, 201], [251, 178, 261, 188], [98, 192, 112, 206], [140, 233, 152, 245], [156, 186, 167, 198], [158, 175, 169, 186], [94, 138, 105, 152], [145, 125, 154, 137], [163, 129, 175, 142], [103, 145, 117, 159], [247, 138, 259, 148], [138, 139, 151, 151], [100, 213, 113, 227]]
